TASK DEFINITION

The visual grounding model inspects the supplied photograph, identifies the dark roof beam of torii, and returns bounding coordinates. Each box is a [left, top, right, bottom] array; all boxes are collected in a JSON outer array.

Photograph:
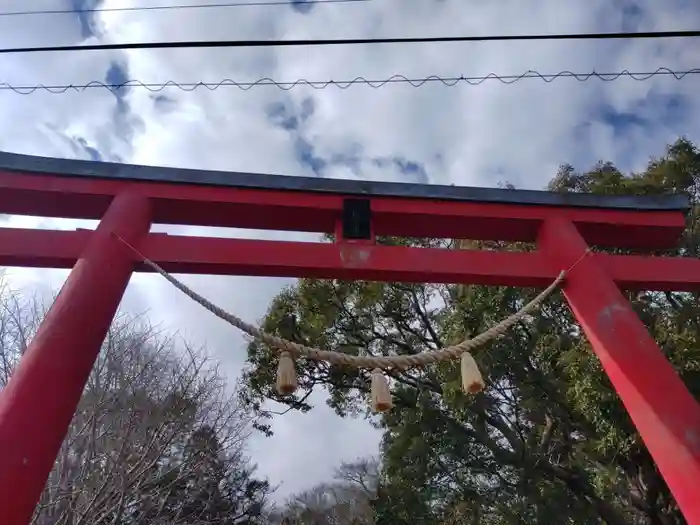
[[0, 151, 690, 251], [0, 150, 690, 212]]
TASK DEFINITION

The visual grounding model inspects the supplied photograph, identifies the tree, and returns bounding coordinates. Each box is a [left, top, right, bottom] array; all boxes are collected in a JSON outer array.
[[242, 138, 700, 525], [136, 424, 269, 524], [270, 458, 379, 525], [0, 283, 271, 525]]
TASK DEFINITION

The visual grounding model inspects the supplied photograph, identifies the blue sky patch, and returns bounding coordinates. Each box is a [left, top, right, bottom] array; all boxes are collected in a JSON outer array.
[[71, 0, 103, 39], [267, 102, 300, 131], [72, 136, 103, 161], [105, 60, 130, 112], [295, 136, 327, 175], [290, 0, 315, 14], [266, 96, 315, 131], [267, 96, 431, 182], [267, 96, 328, 174], [598, 104, 648, 136], [97, 59, 143, 159], [371, 156, 429, 183], [392, 157, 429, 184], [153, 94, 178, 113], [621, 2, 643, 32], [596, 91, 688, 137]]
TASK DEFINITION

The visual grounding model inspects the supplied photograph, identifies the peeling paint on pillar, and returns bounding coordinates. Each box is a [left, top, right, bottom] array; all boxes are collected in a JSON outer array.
[[339, 244, 372, 268], [597, 302, 627, 330]]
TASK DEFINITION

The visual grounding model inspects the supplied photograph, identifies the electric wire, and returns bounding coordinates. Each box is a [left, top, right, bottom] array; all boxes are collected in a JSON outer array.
[[0, 67, 696, 95], [1, 30, 699, 54], [0, 0, 368, 17]]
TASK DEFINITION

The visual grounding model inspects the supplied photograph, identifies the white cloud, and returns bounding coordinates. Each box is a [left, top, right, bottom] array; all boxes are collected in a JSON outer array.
[[1, 0, 699, 501]]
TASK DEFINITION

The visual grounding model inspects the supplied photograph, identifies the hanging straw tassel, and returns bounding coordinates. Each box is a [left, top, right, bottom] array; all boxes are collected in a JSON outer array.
[[370, 368, 393, 413], [461, 352, 484, 394], [276, 352, 298, 396]]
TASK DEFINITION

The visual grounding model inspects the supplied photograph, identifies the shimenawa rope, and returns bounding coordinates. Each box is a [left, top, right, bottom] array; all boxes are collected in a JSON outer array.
[[114, 233, 587, 410]]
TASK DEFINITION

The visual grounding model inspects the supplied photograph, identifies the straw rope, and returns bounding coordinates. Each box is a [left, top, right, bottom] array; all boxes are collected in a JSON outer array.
[[115, 234, 585, 370]]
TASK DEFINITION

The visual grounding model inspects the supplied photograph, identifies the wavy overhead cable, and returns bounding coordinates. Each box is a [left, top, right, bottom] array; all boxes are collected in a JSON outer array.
[[0, 67, 697, 95]]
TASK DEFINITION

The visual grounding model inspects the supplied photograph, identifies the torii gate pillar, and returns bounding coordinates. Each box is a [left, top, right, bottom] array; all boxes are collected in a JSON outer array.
[[0, 192, 152, 525], [539, 216, 700, 521]]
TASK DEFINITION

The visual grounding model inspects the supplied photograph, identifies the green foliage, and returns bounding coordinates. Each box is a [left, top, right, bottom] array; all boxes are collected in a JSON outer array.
[[243, 139, 700, 525]]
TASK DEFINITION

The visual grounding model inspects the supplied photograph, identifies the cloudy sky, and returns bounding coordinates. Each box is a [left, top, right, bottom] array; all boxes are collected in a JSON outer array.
[[1, 0, 699, 503]]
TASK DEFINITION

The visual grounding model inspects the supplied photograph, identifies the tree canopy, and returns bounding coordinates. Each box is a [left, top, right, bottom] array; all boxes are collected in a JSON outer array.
[[242, 138, 700, 525]]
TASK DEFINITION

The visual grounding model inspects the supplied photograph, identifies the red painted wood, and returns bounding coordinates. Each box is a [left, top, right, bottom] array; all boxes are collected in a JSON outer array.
[[0, 167, 697, 522], [371, 198, 685, 248], [596, 253, 700, 291], [538, 217, 700, 524], [0, 194, 152, 525], [143, 234, 557, 286], [0, 228, 92, 268], [1, 228, 699, 290], [0, 171, 685, 249]]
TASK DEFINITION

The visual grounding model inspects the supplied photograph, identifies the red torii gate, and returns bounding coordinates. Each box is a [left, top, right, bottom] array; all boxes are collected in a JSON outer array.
[[0, 152, 698, 524]]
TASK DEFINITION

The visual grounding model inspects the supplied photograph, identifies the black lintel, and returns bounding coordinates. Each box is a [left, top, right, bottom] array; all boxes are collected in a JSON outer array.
[[0, 151, 690, 213], [342, 198, 372, 240]]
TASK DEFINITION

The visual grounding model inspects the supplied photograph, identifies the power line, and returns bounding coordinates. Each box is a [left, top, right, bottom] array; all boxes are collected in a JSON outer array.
[[0, 67, 696, 94], [2, 30, 699, 54], [0, 0, 368, 17]]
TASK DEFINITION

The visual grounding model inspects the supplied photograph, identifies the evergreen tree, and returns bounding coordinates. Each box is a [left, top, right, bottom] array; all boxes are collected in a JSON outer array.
[[242, 139, 700, 524]]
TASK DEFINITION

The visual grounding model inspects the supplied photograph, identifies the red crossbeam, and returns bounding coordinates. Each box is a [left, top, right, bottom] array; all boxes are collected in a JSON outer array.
[[0, 171, 685, 249], [0, 228, 698, 291]]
